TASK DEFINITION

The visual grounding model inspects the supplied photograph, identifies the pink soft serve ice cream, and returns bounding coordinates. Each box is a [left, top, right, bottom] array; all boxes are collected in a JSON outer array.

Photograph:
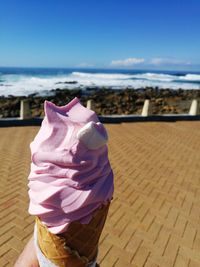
[[28, 98, 114, 234]]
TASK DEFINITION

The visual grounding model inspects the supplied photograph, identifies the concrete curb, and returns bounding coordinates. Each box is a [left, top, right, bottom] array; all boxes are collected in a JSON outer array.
[[99, 114, 200, 123], [0, 114, 200, 127]]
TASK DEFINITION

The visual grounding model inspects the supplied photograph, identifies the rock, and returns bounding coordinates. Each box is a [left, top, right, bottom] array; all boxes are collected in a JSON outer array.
[[135, 98, 144, 105], [64, 81, 78, 84], [155, 98, 164, 106], [7, 95, 15, 98], [55, 81, 78, 85], [0, 87, 199, 117], [28, 93, 38, 97]]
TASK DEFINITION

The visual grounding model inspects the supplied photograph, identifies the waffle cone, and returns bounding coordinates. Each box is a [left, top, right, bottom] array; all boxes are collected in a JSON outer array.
[[36, 203, 110, 267]]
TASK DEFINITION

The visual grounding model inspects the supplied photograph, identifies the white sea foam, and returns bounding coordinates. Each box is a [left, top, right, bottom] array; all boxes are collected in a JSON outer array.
[[71, 72, 133, 80], [71, 72, 200, 89], [180, 74, 200, 81], [132, 73, 176, 82], [0, 71, 199, 96], [0, 74, 79, 96]]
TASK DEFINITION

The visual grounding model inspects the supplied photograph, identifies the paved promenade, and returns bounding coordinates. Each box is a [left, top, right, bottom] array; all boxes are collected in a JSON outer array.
[[0, 122, 200, 267]]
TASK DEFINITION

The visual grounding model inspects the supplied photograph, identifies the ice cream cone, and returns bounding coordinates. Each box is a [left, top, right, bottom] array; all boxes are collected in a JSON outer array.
[[28, 99, 114, 266], [36, 203, 110, 267]]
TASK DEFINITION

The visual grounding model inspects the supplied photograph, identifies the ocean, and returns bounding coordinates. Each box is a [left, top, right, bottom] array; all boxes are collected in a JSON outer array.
[[0, 67, 200, 96]]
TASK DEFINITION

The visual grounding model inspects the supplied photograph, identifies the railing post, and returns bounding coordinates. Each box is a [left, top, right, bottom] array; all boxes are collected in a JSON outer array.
[[20, 100, 31, 119], [141, 99, 150, 117], [189, 99, 198, 115], [86, 99, 94, 110]]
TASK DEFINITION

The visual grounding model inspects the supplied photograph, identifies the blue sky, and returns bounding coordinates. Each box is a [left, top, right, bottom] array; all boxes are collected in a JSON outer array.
[[1, 0, 200, 70]]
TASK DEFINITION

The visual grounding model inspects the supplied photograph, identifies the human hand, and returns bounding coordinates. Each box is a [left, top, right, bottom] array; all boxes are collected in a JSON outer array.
[[14, 235, 39, 267]]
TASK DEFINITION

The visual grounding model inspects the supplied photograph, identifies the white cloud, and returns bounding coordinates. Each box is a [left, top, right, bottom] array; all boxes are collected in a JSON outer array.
[[110, 57, 145, 67], [76, 62, 94, 67], [150, 58, 191, 66]]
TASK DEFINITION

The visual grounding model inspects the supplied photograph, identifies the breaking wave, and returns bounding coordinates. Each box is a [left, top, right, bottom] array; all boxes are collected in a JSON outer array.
[[0, 68, 200, 96]]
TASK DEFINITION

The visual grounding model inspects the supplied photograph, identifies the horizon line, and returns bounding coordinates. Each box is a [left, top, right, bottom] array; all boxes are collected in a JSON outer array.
[[0, 66, 200, 73]]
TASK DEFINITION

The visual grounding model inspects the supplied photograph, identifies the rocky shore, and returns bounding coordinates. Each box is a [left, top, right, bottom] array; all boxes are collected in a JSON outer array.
[[0, 87, 200, 118]]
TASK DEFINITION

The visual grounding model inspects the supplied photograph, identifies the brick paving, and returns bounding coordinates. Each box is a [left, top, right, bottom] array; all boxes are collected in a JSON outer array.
[[0, 122, 200, 267]]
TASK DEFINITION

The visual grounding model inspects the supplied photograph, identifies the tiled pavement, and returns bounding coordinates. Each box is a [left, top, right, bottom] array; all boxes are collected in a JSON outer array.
[[0, 122, 200, 267]]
